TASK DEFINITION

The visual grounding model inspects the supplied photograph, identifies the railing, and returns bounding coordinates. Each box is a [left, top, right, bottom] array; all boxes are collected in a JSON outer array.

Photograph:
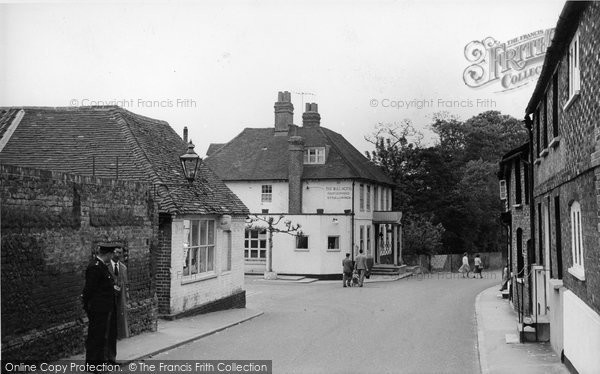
[[512, 265, 549, 342]]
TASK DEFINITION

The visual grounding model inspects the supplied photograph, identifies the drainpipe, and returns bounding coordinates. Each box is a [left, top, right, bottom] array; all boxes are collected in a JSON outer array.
[[351, 180, 355, 261], [524, 115, 535, 264]]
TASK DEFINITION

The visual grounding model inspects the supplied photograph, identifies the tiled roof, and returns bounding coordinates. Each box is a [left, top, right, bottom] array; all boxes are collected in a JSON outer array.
[[204, 124, 394, 185], [206, 143, 225, 156], [0, 106, 248, 216]]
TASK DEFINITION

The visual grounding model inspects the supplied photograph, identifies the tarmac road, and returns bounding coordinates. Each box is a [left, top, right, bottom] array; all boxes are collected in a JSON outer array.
[[154, 272, 500, 374]]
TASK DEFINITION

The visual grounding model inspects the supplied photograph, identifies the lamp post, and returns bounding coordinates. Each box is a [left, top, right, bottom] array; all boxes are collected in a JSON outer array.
[[179, 141, 200, 184]]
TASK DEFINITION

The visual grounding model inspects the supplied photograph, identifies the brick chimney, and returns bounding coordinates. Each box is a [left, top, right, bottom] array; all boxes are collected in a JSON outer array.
[[274, 91, 294, 134], [288, 136, 304, 214], [183, 126, 188, 143], [302, 103, 320, 127]]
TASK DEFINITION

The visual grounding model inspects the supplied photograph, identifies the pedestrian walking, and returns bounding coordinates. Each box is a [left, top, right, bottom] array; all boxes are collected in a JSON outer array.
[[458, 252, 470, 278], [108, 246, 130, 363], [473, 254, 483, 279], [81, 243, 119, 366], [342, 253, 353, 287], [354, 249, 368, 287]]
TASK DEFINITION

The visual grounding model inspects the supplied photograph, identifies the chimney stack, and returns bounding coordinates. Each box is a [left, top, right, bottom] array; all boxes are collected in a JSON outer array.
[[288, 136, 304, 214], [274, 91, 294, 134], [183, 126, 188, 143], [302, 103, 320, 127]]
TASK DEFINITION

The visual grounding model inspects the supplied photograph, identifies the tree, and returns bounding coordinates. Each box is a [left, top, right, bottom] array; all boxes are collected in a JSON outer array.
[[246, 215, 302, 279], [402, 213, 445, 257], [366, 111, 527, 255]]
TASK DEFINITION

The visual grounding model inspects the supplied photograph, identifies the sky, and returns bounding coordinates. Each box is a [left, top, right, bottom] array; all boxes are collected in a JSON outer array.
[[0, 0, 566, 157]]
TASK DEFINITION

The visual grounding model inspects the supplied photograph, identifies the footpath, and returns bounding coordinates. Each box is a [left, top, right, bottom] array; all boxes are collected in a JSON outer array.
[[476, 286, 568, 374], [66, 308, 263, 364]]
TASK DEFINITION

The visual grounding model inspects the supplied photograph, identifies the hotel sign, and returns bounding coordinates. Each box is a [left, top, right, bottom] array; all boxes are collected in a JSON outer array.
[[326, 186, 351, 200]]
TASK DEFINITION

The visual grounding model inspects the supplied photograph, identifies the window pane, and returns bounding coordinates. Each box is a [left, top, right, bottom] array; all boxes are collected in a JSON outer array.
[[207, 220, 215, 245], [183, 250, 190, 276], [191, 220, 199, 246], [259, 249, 266, 258], [251, 230, 258, 238], [328, 236, 339, 249], [251, 250, 258, 258], [296, 236, 308, 249], [207, 246, 214, 272], [245, 250, 249, 258], [199, 247, 207, 273], [191, 248, 198, 274], [200, 220, 207, 245], [251, 240, 258, 248], [260, 239, 266, 248]]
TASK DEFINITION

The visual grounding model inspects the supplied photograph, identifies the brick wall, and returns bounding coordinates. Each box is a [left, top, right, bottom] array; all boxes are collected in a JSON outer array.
[[0, 165, 157, 362], [156, 213, 172, 315], [531, 2, 600, 316]]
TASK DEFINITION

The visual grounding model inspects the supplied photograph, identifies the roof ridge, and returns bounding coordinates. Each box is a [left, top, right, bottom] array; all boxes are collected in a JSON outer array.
[[205, 127, 255, 160], [318, 126, 363, 178]]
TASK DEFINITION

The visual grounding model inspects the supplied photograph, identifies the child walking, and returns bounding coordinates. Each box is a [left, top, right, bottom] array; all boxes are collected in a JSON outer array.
[[459, 252, 470, 278], [473, 254, 483, 279]]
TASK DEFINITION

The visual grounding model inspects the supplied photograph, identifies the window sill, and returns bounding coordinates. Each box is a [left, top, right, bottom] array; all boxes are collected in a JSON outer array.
[[549, 136, 561, 148], [181, 272, 218, 285], [245, 258, 266, 263], [568, 266, 585, 281], [294, 248, 310, 252], [548, 278, 564, 290], [540, 148, 549, 158], [534, 158, 542, 166], [563, 91, 580, 112], [326, 249, 341, 252]]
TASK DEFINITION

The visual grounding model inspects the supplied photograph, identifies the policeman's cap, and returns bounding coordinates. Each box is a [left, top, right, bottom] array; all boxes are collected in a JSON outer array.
[[97, 243, 122, 254]]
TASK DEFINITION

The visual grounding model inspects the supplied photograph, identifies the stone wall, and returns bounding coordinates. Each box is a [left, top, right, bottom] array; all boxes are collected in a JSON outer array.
[[0, 164, 157, 362]]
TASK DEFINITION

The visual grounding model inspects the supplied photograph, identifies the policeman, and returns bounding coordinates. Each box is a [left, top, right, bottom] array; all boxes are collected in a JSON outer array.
[[82, 243, 119, 366]]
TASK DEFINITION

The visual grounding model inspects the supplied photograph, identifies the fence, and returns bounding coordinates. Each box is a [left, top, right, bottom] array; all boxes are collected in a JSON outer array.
[[403, 252, 504, 272]]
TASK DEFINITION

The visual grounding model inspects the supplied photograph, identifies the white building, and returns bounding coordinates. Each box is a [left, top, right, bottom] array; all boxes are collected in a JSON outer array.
[[205, 92, 402, 277]]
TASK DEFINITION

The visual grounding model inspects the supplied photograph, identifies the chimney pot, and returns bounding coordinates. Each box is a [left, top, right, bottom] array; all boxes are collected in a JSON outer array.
[[302, 102, 321, 128], [183, 126, 188, 142], [274, 91, 294, 133]]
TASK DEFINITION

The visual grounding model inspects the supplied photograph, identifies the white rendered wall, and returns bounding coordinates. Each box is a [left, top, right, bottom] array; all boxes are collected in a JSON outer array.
[[226, 181, 289, 213], [265, 214, 353, 275], [563, 290, 600, 374], [169, 216, 245, 315], [547, 281, 564, 356], [303, 179, 353, 214]]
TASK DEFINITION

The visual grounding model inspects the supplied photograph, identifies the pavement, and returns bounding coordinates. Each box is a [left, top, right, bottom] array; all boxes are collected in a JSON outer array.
[[66, 307, 263, 363], [476, 285, 569, 374]]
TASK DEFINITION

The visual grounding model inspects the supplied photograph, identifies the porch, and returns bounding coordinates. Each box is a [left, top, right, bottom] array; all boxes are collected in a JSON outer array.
[[372, 210, 403, 265]]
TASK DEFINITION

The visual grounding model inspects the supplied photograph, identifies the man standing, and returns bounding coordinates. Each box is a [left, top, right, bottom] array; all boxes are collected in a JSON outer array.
[[354, 249, 368, 287], [342, 253, 353, 287], [108, 246, 129, 361], [82, 243, 118, 366]]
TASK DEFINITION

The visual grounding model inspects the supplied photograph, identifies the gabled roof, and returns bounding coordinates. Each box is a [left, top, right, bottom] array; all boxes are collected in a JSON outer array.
[[206, 143, 225, 156], [0, 106, 248, 216], [204, 124, 394, 186], [526, 1, 590, 114]]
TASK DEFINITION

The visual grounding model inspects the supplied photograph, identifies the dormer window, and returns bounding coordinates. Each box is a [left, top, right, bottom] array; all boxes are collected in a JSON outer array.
[[304, 147, 326, 164]]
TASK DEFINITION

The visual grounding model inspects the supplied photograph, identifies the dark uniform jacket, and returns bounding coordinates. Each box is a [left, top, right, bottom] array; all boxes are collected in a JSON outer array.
[[82, 257, 115, 314]]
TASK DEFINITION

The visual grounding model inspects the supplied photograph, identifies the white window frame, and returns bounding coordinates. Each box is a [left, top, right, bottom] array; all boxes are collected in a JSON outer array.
[[568, 201, 585, 280], [261, 185, 272, 203], [366, 185, 371, 212], [183, 219, 215, 277], [567, 30, 581, 102], [374, 187, 379, 211], [245, 228, 267, 260], [366, 225, 371, 253], [359, 184, 365, 212], [359, 225, 364, 251], [296, 235, 309, 250], [303, 147, 325, 164], [327, 236, 340, 251]]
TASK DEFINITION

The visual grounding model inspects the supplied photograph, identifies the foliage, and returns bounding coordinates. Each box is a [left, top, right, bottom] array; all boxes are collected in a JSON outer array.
[[402, 213, 445, 256], [366, 111, 527, 254]]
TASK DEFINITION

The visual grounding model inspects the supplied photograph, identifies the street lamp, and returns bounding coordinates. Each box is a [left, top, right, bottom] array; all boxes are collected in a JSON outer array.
[[180, 141, 200, 184]]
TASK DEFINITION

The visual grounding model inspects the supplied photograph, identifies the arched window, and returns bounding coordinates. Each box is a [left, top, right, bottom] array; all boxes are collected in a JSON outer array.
[[569, 201, 585, 280]]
